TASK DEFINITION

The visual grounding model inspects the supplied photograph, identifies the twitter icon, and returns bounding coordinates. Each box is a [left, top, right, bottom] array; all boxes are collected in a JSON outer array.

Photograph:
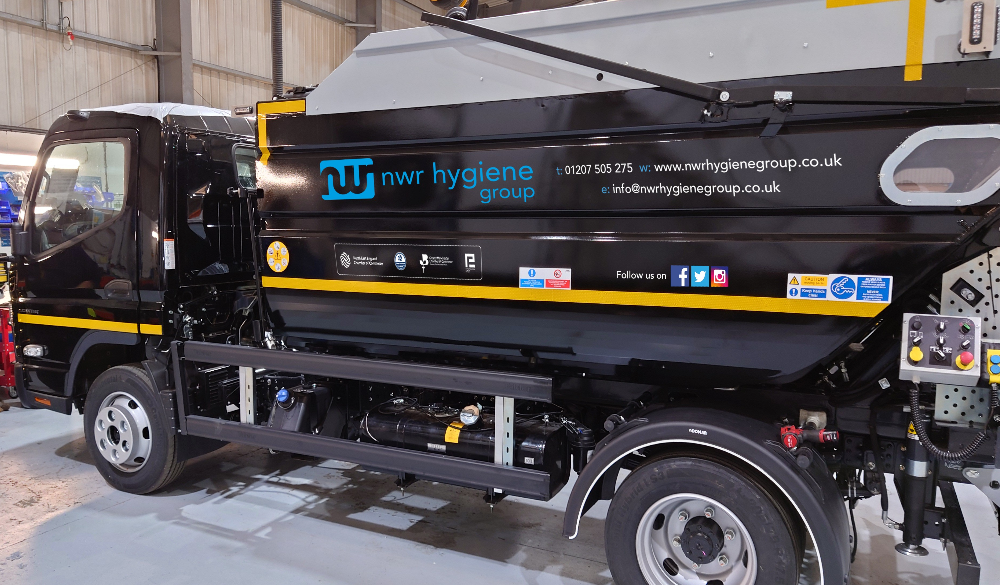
[[691, 266, 710, 287]]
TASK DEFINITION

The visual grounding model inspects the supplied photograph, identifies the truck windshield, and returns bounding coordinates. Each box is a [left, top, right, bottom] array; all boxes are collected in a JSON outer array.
[[32, 140, 127, 253]]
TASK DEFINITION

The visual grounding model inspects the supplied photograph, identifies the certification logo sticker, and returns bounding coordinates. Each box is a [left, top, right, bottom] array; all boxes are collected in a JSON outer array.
[[394, 252, 407, 270], [266, 240, 289, 273]]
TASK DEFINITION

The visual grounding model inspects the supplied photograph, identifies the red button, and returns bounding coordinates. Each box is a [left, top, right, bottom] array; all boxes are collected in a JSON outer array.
[[959, 351, 975, 366]]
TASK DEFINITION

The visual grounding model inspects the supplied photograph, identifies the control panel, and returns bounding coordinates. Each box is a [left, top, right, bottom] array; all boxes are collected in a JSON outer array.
[[899, 314, 981, 385], [985, 345, 1000, 385]]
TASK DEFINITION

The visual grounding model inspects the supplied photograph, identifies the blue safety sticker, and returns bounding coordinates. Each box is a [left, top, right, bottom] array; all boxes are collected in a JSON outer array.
[[787, 273, 892, 303]]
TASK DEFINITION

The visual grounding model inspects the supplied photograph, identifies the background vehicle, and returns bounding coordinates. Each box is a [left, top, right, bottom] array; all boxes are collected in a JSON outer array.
[[8, 2, 1000, 585]]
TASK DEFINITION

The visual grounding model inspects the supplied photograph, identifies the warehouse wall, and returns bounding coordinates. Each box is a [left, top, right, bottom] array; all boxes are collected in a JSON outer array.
[[0, 0, 157, 130], [0, 0, 434, 130], [382, 0, 429, 33], [191, 0, 359, 110]]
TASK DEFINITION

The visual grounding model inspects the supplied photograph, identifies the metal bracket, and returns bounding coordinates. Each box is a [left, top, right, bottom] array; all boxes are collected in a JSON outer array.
[[239, 366, 255, 424], [941, 480, 981, 585], [962, 467, 1000, 506], [494, 396, 514, 467], [760, 96, 791, 138]]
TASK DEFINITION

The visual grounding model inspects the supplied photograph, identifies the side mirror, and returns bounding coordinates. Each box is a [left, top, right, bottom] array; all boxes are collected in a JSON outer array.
[[11, 228, 30, 258]]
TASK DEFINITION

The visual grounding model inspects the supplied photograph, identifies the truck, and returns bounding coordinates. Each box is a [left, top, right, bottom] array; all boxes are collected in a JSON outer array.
[[8, 1, 1000, 584]]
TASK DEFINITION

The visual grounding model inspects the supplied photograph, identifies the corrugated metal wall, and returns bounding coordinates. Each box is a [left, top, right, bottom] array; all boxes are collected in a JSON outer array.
[[383, 0, 428, 33], [0, 0, 157, 130], [0, 0, 431, 130]]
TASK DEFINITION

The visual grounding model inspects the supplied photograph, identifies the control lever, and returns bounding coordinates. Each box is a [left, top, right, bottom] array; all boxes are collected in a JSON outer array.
[[780, 425, 839, 450]]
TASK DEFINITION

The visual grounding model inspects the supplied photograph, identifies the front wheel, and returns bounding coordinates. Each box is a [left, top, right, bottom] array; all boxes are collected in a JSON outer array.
[[605, 456, 802, 585], [84, 365, 185, 494]]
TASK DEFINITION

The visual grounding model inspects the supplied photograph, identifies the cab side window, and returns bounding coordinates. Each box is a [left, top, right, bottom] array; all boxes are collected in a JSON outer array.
[[33, 141, 127, 253]]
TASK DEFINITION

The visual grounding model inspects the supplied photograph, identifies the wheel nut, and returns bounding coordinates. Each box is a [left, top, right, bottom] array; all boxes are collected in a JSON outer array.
[[678, 511, 689, 522], [724, 529, 735, 541], [704, 507, 715, 518], [671, 536, 681, 547], [719, 555, 729, 567]]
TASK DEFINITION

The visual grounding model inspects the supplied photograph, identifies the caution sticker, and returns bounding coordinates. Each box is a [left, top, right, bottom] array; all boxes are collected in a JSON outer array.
[[787, 273, 891, 303], [266, 240, 290, 273], [444, 422, 464, 443], [907, 422, 917, 438]]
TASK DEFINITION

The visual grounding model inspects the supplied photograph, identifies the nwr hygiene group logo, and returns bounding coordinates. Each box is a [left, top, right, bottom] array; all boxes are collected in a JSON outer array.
[[320, 158, 375, 200]]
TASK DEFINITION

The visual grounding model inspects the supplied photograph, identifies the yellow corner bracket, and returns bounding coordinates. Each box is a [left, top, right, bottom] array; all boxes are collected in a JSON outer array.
[[257, 99, 306, 165]]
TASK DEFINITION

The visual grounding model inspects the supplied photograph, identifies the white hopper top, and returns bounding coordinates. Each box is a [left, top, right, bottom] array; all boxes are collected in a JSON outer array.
[[306, 0, 996, 115]]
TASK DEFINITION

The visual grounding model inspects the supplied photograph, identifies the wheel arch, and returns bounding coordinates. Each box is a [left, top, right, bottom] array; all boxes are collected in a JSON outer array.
[[64, 331, 143, 397], [562, 407, 850, 585]]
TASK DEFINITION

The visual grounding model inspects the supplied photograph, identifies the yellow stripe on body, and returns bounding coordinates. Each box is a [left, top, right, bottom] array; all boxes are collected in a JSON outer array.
[[18, 313, 163, 335], [257, 99, 306, 165], [262, 276, 887, 318], [903, 0, 926, 81], [825, 0, 925, 82], [826, 0, 898, 8]]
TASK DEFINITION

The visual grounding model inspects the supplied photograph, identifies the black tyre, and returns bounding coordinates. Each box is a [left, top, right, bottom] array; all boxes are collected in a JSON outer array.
[[605, 456, 801, 585], [83, 364, 184, 494]]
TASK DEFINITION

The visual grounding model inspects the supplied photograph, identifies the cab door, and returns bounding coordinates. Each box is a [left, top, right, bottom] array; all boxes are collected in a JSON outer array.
[[15, 131, 140, 398]]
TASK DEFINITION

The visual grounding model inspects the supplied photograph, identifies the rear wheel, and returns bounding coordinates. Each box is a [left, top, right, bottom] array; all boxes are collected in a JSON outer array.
[[84, 365, 184, 494], [605, 456, 801, 585]]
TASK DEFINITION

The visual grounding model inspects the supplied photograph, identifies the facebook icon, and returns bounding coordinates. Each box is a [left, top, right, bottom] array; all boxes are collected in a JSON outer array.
[[671, 265, 690, 287]]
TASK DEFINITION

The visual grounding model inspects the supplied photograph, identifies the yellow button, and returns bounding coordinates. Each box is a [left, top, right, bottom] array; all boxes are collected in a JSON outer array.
[[909, 346, 923, 363]]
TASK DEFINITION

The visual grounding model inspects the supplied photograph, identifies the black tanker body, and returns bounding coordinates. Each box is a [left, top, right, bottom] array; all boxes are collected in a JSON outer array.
[[255, 59, 1000, 394]]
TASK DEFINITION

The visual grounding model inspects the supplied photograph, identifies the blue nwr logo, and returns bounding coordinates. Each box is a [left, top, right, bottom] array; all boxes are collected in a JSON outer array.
[[320, 158, 375, 200]]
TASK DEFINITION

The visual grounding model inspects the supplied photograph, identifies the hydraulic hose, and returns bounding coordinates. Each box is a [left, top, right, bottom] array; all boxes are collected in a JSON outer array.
[[907, 382, 998, 461]]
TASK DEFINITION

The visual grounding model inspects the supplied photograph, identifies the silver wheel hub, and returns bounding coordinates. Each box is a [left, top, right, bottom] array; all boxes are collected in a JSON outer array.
[[636, 493, 757, 585], [94, 391, 152, 472]]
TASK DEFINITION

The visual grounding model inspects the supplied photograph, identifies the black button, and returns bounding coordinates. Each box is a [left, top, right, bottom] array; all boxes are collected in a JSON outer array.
[[912, 319, 922, 330]]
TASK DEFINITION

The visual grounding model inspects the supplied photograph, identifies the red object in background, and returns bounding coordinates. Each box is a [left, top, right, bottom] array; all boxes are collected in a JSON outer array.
[[0, 307, 16, 390]]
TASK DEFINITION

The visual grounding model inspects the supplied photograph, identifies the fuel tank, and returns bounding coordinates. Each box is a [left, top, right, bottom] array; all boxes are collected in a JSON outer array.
[[253, 75, 1000, 388]]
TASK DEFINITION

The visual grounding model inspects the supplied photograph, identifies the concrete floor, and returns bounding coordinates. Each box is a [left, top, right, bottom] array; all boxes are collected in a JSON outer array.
[[1, 404, 998, 585]]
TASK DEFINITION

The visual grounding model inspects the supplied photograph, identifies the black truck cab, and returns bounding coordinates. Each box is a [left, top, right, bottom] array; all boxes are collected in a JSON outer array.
[[12, 106, 255, 413]]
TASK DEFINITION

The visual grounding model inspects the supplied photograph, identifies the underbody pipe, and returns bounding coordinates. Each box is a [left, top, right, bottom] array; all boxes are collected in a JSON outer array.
[[271, 0, 283, 97]]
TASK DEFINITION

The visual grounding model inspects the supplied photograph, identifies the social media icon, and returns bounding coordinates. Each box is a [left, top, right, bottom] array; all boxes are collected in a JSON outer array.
[[671, 265, 690, 287], [710, 266, 728, 287], [691, 266, 709, 287]]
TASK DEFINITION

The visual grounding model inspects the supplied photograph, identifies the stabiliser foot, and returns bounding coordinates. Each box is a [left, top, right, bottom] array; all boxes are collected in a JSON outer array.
[[895, 543, 929, 557]]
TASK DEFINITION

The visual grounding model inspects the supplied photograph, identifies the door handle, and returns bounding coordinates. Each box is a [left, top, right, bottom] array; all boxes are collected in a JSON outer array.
[[104, 279, 133, 298]]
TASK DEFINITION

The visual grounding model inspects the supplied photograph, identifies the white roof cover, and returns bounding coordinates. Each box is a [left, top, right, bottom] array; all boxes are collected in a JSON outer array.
[[85, 103, 230, 120]]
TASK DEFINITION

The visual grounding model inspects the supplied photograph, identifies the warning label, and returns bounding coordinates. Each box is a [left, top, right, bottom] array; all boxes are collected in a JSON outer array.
[[520, 267, 572, 289], [787, 273, 892, 303]]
